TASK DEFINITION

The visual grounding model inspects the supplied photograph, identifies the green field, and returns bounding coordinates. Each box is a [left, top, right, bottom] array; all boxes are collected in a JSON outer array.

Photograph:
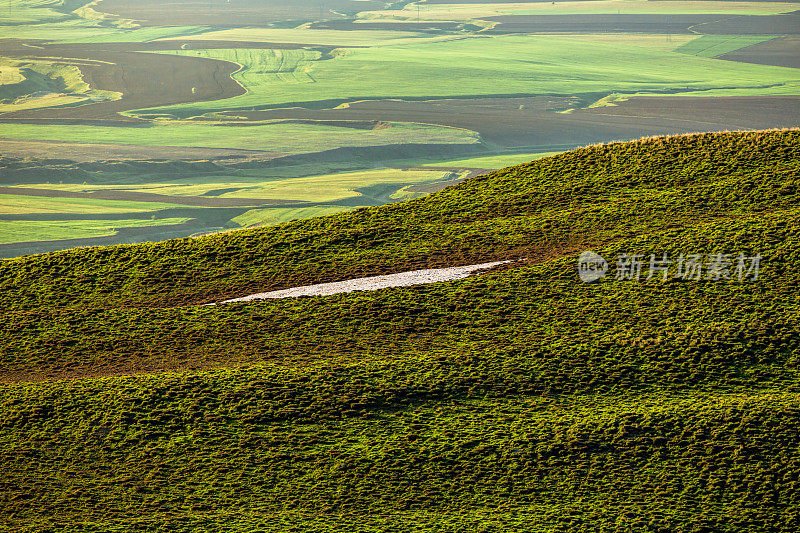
[[0, 194, 184, 214], [1, 0, 798, 253], [1, 131, 799, 531], [0, 20, 208, 41], [151, 35, 800, 117], [552, 33, 699, 52], [675, 34, 779, 58], [0, 217, 192, 243], [0, 0, 207, 41], [0, 0, 78, 25], [14, 168, 453, 203], [0, 166, 459, 246], [158, 27, 457, 47], [419, 151, 565, 169], [165, 48, 321, 86], [0, 58, 120, 112], [213, 168, 453, 202], [231, 205, 358, 227], [0, 120, 480, 152], [59, 25, 212, 43]]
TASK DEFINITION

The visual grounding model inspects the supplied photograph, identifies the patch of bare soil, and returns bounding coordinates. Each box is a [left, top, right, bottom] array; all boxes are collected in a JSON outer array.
[[0, 138, 286, 162], [717, 36, 800, 68], [0, 40, 315, 122], [217, 95, 800, 150], [0, 186, 307, 207], [94, 0, 386, 27]]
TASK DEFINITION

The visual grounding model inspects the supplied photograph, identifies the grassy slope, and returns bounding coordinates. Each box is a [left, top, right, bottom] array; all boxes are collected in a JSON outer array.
[[148, 35, 800, 116], [231, 205, 358, 228], [1, 130, 799, 531]]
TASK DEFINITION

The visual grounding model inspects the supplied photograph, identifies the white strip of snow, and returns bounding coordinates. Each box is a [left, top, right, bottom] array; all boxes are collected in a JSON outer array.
[[218, 260, 510, 304]]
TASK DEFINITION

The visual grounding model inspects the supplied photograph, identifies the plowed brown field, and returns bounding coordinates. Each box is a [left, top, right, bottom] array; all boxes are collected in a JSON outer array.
[[0, 40, 318, 122], [95, 0, 386, 27], [0, 186, 305, 207], [483, 13, 800, 34], [218, 95, 800, 150], [0, 138, 286, 161], [718, 36, 800, 68]]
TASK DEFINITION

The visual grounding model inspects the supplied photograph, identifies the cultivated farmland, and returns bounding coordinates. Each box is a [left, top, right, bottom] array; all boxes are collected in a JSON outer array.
[[145, 34, 800, 115], [94, 0, 388, 27], [0, 0, 798, 252], [718, 35, 800, 68]]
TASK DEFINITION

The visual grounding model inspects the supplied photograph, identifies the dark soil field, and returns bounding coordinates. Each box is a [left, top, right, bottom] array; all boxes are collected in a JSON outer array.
[[0, 138, 286, 162], [221, 95, 800, 150], [95, 0, 386, 27], [718, 36, 800, 68], [431, 0, 800, 2], [424, 0, 600, 3], [0, 40, 318, 122], [222, 96, 579, 148], [484, 12, 800, 34], [697, 11, 800, 33], [486, 14, 727, 34], [309, 20, 470, 32], [0, 186, 304, 207], [575, 95, 800, 131]]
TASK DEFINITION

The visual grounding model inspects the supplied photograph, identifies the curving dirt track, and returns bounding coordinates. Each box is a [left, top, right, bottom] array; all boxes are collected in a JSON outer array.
[[0, 40, 316, 122], [95, 0, 386, 27]]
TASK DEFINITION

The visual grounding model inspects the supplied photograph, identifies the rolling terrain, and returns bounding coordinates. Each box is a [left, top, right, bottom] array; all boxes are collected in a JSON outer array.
[[1, 0, 799, 530], [1, 130, 799, 531], [0, 0, 799, 254]]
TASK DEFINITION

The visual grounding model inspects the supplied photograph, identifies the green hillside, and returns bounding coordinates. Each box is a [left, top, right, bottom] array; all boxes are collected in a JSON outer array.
[[1, 130, 799, 531]]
